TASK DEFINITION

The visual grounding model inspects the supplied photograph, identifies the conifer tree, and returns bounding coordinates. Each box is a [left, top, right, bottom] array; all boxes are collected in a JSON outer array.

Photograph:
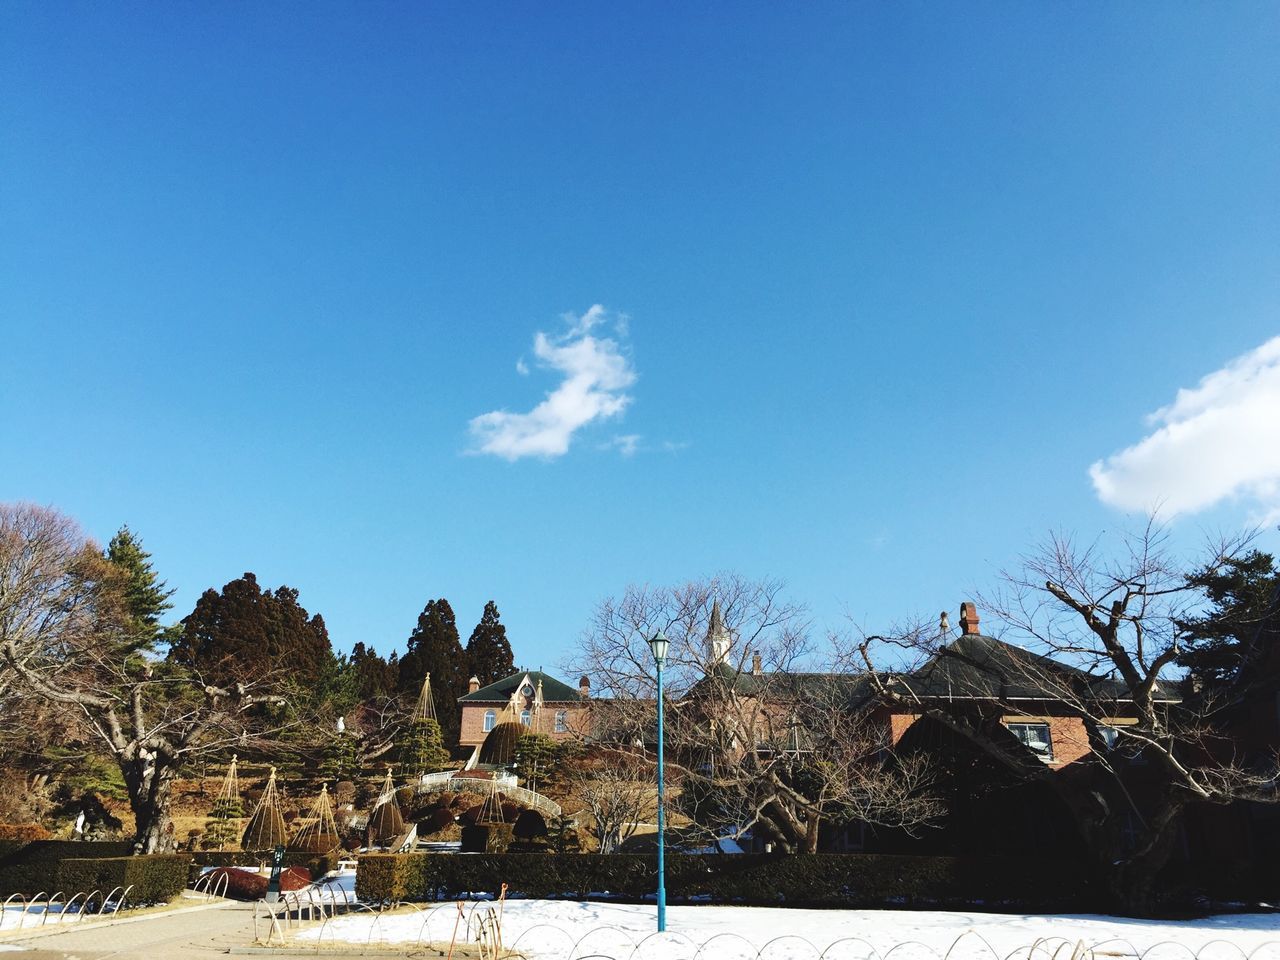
[[398, 598, 465, 745], [106, 526, 178, 655], [465, 600, 516, 686], [171, 573, 331, 685], [1178, 549, 1279, 693], [398, 718, 450, 777]]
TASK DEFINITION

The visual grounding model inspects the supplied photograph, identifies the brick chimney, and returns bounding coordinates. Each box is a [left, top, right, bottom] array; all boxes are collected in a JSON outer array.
[[752, 652, 763, 677], [578, 674, 591, 698], [468, 675, 480, 694], [959, 602, 980, 636]]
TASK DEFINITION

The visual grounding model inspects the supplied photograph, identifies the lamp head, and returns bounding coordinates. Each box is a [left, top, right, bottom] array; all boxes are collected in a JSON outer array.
[[648, 631, 669, 666]]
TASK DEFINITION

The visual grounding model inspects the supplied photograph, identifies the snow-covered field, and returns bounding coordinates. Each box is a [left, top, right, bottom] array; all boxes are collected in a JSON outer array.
[[295, 899, 1280, 958]]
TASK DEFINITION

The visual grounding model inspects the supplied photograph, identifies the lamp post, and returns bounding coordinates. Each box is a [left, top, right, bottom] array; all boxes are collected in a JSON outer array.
[[648, 630, 669, 933]]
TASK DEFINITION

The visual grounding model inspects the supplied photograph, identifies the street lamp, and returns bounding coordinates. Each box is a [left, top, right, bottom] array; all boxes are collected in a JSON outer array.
[[647, 630, 669, 932]]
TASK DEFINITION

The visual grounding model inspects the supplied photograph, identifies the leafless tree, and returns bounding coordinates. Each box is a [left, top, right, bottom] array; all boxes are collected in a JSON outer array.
[[855, 522, 1278, 911], [572, 574, 941, 854], [0, 503, 299, 853], [562, 747, 656, 854]]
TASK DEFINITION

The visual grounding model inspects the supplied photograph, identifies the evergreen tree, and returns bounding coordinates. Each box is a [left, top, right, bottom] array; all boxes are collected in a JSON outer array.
[[397, 718, 450, 777], [170, 573, 332, 686], [105, 526, 177, 655], [398, 599, 466, 746], [1178, 549, 1280, 693], [465, 601, 516, 686], [347, 643, 397, 700], [513, 733, 560, 790]]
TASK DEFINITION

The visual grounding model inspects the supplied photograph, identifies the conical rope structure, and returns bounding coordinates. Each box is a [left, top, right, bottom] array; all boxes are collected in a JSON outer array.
[[205, 755, 244, 850], [366, 768, 404, 848], [289, 782, 341, 853], [242, 766, 288, 850], [477, 695, 523, 766], [413, 672, 437, 722]]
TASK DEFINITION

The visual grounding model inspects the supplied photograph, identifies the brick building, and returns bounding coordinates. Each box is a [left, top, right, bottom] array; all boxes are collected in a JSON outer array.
[[457, 669, 592, 767]]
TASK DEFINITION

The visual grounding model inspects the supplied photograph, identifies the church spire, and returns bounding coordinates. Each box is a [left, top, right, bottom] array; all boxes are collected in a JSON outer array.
[[707, 599, 730, 664]]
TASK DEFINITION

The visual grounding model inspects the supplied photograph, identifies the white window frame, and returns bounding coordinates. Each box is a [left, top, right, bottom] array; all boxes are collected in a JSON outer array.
[[1006, 721, 1054, 762], [520, 709, 531, 727], [554, 710, 568, 733], [483, 710, 496, 733]]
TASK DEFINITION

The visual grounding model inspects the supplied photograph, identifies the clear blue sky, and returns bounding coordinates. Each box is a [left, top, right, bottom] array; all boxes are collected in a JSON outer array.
[[3, 3, 1278, 670]]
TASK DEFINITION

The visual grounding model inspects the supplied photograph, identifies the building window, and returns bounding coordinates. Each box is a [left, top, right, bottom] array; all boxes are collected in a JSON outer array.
[[1099, 725, 1120, 750], [554, 710, 568, 733], [483, 710, 496, 733], [1006, 722, 1054, 762], [520, 709, 531, 727]]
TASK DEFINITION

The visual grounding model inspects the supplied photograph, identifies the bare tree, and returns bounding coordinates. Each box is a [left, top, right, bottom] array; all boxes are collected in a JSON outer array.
[[0, 503, 299, 853], [572, 574, 941, 854], [856, 522, 1278, 912], [562, 747, 656, 854]]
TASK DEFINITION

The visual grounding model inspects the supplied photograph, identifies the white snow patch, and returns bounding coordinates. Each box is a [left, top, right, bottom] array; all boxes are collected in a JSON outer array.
[[294, 899, 1280, 957]]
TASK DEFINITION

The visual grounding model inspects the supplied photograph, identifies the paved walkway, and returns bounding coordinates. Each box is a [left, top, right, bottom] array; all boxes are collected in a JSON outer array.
[[2, 901, 262, 959]]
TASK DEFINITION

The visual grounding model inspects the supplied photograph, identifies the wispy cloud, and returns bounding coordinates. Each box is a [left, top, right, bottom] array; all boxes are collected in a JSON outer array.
[[469, 306, 636, 461], [1090, 335, 1280, 522]]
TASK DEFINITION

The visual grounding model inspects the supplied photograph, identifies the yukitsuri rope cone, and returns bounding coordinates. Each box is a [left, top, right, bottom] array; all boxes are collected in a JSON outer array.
[[205, 754, 244, 850], [414, 672, 437, 721], [366, 768, 404, 848], [242, 766, 288, 850], [289, 782, 341, 853], [477, 695, 523, 766]]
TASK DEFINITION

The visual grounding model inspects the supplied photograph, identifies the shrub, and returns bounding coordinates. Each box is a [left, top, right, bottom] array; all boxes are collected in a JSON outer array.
[[356, 853, 1095, 910], [513, 810, 547, 841], [0, 824, 52, 842], [201, 865, 312, 901]]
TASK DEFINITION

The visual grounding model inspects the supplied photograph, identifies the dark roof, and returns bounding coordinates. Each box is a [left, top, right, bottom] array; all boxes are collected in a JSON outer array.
[[894, 633, 1176, 704], [459, 669, 583, 703], [689, 661, 872, 707], [686, 633, 1175, 707]]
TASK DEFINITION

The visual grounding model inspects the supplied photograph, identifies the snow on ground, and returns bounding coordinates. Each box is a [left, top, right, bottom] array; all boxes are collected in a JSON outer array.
[[296, 899, 1280, 958]]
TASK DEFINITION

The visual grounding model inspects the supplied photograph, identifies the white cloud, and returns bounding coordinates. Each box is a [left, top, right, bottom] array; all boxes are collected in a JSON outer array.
[[469, 305, 637, 461], [1090, 335, 1280, 520], [515, 357, 529, 376], [605, 434, 642, 457]]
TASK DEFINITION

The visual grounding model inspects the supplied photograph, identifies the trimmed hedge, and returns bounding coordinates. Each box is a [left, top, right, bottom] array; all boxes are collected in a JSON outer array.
[[357, 853, 1094, 911], [0, 850, 189, 904]]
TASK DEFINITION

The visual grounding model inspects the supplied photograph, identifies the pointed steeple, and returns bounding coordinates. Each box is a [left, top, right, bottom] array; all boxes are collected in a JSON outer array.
[[707, 599, 730, 664]]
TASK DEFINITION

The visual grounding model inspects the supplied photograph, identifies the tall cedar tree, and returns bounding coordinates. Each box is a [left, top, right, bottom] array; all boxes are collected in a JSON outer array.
[[398, 598, 465, 746], [171, 572, 331, 685], [347, 642, 397, 700], [465, 600, 516, 686], [105, 526, 177, 655], [1178, 549, 1279, 693]]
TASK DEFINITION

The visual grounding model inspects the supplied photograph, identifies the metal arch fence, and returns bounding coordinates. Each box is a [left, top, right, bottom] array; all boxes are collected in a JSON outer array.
[[0, 884, 134, 931], [241, 890, 1280, 960]]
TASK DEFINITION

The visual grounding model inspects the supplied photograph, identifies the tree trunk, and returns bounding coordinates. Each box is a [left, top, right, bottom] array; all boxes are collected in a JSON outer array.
[[125, 759, 178, 855], [1069, 793, 1186, 916], [802, 814, 821, 854]]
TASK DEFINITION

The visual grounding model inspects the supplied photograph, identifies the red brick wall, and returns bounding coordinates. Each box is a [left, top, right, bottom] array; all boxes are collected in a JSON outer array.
[[459, 701, 590, 747]]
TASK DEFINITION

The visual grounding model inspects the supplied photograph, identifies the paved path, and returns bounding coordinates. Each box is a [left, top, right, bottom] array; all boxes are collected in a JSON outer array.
[[2, 901, 262, 959]]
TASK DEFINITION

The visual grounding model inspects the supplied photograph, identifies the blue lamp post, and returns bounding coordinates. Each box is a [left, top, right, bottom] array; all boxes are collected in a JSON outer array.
[[648, 630, 669, 933]]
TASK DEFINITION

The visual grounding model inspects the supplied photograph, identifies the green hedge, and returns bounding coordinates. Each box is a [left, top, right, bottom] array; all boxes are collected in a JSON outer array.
[[0, 853, 189, 903], [357, 853, 1093, 910]]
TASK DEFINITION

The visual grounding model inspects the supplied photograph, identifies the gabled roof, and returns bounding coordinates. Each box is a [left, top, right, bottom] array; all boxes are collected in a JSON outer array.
[[686, 633, 1176, 708], [894, 633, 1177, 704], [688, 661, 873, 708], [459, 669, 583, 703]]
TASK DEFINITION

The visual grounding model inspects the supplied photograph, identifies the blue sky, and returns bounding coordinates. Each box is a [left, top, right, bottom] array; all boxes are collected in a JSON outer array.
[[2, 3, 1278, 670]]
